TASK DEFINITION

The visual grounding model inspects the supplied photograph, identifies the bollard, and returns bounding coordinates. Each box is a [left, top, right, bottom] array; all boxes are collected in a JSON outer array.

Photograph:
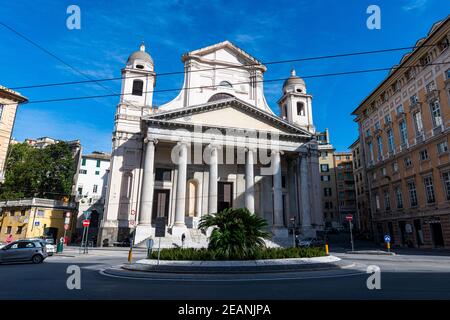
[[387, 242, 391, 253], [128, 248, 133, 262], [325, 244, 329, 255]]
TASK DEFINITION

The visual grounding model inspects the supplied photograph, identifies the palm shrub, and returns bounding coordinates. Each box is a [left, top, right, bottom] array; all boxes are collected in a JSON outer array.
[[198, 208, 271, 259]]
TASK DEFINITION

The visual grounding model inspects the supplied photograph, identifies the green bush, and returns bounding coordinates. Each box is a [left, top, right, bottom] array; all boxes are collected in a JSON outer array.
[[198, 207, 271, 259], [149, 247, 326, 260]]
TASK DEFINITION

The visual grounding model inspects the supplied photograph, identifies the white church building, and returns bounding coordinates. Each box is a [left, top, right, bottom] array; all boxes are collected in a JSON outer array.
[[98, 41, 324, 247]]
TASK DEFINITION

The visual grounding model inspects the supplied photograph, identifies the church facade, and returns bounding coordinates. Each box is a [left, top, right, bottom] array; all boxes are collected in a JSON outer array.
[[98, 41, 324, 246]]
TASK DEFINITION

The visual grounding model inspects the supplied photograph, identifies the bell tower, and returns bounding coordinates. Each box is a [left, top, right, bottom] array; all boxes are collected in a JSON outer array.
[[278, 69, 314, 133]]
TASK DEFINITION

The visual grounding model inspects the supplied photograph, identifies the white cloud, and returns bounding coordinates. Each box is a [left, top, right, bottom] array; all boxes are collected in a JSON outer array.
[[402, 0, 428, 11]]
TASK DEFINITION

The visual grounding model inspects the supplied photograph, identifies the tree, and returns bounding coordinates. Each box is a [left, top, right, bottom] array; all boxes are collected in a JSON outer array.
[[0, 142, 76, 200], [198, 208, 271, 259]]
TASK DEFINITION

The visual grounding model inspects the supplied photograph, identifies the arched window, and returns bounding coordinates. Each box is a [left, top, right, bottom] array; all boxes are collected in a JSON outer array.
[[132, 79, 144, 96], [219, 81, 233, 88], [207, 93, 235, 102], [297, 102, 305, 116]]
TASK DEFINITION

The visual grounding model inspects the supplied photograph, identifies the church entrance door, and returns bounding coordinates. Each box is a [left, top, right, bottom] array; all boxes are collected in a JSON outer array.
[[218, 182, 233, 213], [152, 189, 170, 225]]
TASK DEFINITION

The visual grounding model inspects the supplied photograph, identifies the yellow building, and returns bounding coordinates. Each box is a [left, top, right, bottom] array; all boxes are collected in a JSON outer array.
[[0, 198, 76, 243], [352, 16, 450, 248], [0, 85, 28, 183]]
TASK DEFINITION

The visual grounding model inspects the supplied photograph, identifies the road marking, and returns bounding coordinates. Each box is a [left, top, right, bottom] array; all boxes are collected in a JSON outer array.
[[99, 269, 365, 282]]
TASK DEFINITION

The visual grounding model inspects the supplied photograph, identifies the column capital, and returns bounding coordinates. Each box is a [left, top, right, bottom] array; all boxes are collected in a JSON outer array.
[[244, 146, 257, 153], [271, 149, 284, 156], [206, 143, 221, 150], [144, 136, 158, 145]]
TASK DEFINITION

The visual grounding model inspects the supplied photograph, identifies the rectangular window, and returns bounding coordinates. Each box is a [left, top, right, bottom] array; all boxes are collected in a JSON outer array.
[[81, 158, 86, 166], [430, 101, 443, 128], [437, 141, 448, 155], [374, 121, 381, 130], [321, 175, 330, 182], [376, 136, 383, 159], [93, 185, 98, 194], [399, 121, 408, 146], [16, 226, 23, 234], [413, 112, 424, 136], [324, 188, 332, 197], [155, 168, 172, 181], [77, 186, 83, 195], [6, 226, 12, 234], [384, 190, 391, 211], [387, 130, 395, 153], [368, 142, 374, 162], [403, 157, 412, 168], [375, 194, 380, 210], [423, 177, 436, 204], [96, 160, 101, 168], [410, 94, 419, 104], [384, 114, 392, 124], [0, 104, 4, 120], [408, 181, 418, 206], [425, 80, 437, 93], [392, 162, 399, 173], [395, 187, 403, 209], [95, 171, 100, 175], [442, 172, 450, 201], [79, 169, 87, 174], [365, 129, 371, 138], [419, 149, 429, 161], [320, 164, 329, 172], [396, 104, 404, 114]]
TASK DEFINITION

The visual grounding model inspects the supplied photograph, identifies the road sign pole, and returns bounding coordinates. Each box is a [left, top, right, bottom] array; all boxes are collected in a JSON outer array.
[[157, 237, 161, 266], [85, 224, 90, 254], [80, 225, 86, 254], [349, 221, 354, 252]]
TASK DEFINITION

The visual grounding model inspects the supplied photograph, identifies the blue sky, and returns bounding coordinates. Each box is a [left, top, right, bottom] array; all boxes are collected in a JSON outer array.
[[1, 0, 448, 153]]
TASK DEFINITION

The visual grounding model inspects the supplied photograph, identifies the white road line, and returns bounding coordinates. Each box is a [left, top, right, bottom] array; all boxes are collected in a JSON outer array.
[[98, 269, 365, 282]]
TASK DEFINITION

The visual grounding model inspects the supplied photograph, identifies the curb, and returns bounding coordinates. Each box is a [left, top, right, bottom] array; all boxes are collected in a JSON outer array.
[[119, 257, 351, 274], [345, 250, 396, 256]]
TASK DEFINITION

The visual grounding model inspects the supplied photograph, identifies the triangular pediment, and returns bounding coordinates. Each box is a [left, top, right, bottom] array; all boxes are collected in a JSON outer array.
[[185, 41, 263, 67], [144, 98, 312, 137]]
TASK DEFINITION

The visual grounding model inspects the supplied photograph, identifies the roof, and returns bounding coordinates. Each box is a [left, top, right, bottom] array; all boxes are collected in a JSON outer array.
[[127, 43, 153, 65], [283, 69, 306, 88], [83, 151, 111, 161], [182, 40, 266, 71], [0, 85, 28, 103], [351, 15, 450, 116], [144, 96, 313, 138]]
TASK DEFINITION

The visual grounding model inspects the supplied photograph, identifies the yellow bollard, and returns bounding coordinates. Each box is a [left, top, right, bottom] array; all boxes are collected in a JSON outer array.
[[128, 248, 133, 262], [325, 244, 329, 255], [387, 242, 391, 252]]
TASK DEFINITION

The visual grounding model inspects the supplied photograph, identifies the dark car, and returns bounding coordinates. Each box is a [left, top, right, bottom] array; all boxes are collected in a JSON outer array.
[[0, 239, 48, 264]]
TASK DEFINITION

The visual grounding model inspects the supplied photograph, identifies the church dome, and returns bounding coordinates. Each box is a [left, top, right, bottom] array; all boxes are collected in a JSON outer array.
[[127, 43, 154, 67], [283, 69, 306, 93]]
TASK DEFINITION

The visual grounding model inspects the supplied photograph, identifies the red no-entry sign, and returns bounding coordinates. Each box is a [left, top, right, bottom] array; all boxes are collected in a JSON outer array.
[[82, 220, 90, 227], [346, 214, 353, 222]]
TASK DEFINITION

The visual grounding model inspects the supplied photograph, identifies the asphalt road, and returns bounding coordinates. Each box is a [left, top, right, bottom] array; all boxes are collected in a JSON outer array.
[[1, 246, 450, 300]]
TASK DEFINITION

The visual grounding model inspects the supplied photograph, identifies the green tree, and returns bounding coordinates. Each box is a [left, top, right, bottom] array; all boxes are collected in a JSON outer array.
[[198, 208, 271, 259], [0, 142, 76, 200]]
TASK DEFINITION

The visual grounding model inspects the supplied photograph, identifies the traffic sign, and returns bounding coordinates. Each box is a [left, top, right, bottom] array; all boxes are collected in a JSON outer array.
[[83, 211, 91, 219], [384, 234, 391, 243], [155, 217, 166, 237], [64, 224, 69, 230], [64, 217, 70, 224], [82, 219, 90, 227], [346, 214, 353, 222]]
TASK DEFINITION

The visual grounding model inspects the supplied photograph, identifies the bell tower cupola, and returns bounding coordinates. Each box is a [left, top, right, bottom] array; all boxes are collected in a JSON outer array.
[[120, 42, 156, 107], [277, 69, 314, 133]]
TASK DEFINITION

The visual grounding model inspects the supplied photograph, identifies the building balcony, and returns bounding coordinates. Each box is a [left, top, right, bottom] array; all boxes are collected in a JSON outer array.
[[425, 89, 440, 102], [433, 124, 444, 136], [396, 112, 406, 121], [409, 101, 422, 113]]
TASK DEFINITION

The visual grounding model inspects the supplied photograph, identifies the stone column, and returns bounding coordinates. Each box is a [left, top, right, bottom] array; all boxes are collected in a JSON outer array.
[[174, 142, 187, 227], [208, 145, 218, 214], [245, 147, 255, 213], [300, 153, 313, 236], [139, 138, 156, 225], [272, 150, 285, 230]]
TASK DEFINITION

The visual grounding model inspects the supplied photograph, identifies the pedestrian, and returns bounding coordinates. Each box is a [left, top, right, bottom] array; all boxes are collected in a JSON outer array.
[[181, 233, 186, 247], [5, 234, 13, 244]]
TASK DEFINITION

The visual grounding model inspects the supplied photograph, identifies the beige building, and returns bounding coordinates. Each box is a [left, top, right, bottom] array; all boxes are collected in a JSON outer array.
[[317, 129, 338, 228], [333, 152, 357, 228], [0, 85, 28, 182], [352, 16, 450, 248]]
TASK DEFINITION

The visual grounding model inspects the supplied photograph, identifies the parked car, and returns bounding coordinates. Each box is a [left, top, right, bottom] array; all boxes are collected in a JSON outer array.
[[296, 237, 324, 248], [28, 238, 56, 256], [0, 239, 48, 264]]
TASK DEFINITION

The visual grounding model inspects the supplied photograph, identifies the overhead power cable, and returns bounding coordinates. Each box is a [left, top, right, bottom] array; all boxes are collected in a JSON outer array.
[[2, 61, 448, 106], [7, 43, 441, 90]]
